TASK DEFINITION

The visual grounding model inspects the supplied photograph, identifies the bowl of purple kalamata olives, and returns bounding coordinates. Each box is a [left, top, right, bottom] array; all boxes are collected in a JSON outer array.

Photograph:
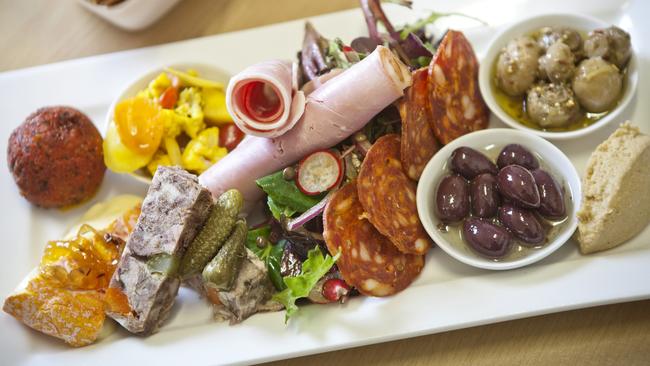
[[417, 129, 581, 270]]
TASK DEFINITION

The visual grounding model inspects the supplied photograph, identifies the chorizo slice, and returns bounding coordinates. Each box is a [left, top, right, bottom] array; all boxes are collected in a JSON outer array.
[[357, 134, 433, 255], [428, 30, 489, 145], [323, 182, 424, 296], [399, 68, 440, 181]]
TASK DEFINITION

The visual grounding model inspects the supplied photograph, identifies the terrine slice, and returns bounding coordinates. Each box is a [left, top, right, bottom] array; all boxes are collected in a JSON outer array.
[[107, 166, 213, 335]]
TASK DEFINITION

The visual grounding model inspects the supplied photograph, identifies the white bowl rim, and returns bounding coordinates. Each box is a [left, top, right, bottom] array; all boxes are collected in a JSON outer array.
[[104, 62, 231, 185], [478, 12, 639, 140], [416, 128, 582, 270]]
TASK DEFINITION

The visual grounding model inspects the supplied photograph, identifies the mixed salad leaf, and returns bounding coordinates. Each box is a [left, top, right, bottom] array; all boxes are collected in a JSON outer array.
[[254, 0, 485, 324], [272, 246, 340, 322], [256, 171, 323, 219], [246, 226, 286, 291]]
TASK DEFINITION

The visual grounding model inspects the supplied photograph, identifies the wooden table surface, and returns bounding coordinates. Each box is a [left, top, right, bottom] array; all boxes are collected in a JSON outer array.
[[1, 0, 648, 365]]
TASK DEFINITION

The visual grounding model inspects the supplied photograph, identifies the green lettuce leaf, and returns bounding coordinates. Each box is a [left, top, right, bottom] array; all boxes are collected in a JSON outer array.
[[273, 246, 340, 323], [256, 171, 322, 217], [326, 38, 353, 69], [267, 196, 297, 221], [246, 226, 287, 291]]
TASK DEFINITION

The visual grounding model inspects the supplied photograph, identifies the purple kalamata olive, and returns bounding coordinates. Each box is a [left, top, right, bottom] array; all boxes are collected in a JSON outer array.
[[498, 203, 546, 245], [497, 144, 540, 170], [532, 169, 566, 219], [450, 147, 498, 180], [497, 165, 541, 208], [436, 174, 470, 222], [463, 218, 512, 258], [470, 173, 500, 218]]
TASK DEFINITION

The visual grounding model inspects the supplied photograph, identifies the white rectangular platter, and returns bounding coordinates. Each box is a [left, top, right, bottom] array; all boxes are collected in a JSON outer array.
[[1, 0, 649, 365]]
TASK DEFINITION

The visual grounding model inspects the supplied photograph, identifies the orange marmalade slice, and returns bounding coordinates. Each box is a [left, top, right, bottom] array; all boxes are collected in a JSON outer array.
[[3, 204, 141, 347]]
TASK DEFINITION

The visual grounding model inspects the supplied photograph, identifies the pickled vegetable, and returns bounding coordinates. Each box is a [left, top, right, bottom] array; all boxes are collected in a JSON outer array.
[[538, 41, 575, 83], [436, 174, 470, 222], [104, 120, 154, 173], [165, 67, 225, 90], [495, 36, 541, 97], [450, 147, 497, 179], [572, 57, 623, 113], [179, 189, 244, 278], [497, 165, 540, 208], [104, 69, 231, 177], [114, 96, 165, 156], [181, 127, 228, 174], [202, 220, 247, 290], [203, 87, 232, 124], [218, 123, 245, 151]]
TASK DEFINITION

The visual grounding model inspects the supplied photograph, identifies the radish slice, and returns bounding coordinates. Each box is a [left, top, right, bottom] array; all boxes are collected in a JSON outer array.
[[296, 150, 343, 196]]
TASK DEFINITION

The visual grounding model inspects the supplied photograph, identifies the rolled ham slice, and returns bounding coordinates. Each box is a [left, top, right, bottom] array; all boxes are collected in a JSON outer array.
[[300, 68, 344, 95], [226, 60, 306, 138], [200, 46, 411, 209]]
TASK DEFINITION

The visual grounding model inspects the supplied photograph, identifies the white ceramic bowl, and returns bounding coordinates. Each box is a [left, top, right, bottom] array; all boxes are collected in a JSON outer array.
[[77, 0, 181, 31], [479, 13, 638, 140], [417, 129, 581, 270], [105, 62, 231, 184]]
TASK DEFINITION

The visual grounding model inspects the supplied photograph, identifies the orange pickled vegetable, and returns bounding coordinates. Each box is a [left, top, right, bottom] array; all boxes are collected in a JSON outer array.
[[114, 96, 164, 155], [159, 86, 179, 109]]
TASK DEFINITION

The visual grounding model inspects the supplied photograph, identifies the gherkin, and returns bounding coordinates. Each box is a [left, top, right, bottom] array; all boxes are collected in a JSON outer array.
[[179, 189, 243, 278], [202, 219, 247, 291]]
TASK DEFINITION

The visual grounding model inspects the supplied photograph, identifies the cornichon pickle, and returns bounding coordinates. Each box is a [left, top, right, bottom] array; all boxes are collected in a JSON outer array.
[[179, 189, 243, 278], [202, 220, 247, 291]]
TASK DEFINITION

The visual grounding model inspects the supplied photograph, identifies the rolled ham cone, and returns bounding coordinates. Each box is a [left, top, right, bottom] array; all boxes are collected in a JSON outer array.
[[226, 60, 306, 138], [200, 46, 412, 209]]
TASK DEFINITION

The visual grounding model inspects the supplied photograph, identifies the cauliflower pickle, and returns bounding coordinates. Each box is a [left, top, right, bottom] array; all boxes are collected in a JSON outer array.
[[104, 68, 239, 177]]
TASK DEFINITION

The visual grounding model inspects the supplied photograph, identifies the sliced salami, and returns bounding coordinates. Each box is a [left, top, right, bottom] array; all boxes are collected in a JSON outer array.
[[357, 134, 433, 255], [323, 182, 424, 296], [399, 68, 440, 181], [428, 30, 489, 145]]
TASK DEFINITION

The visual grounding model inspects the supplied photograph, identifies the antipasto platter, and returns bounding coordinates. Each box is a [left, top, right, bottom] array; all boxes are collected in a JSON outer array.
[[1, 0, 649, 365]]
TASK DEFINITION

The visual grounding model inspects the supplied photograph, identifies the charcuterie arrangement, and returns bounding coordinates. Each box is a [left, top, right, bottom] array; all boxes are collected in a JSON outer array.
[[3, 0, 650, 351]]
